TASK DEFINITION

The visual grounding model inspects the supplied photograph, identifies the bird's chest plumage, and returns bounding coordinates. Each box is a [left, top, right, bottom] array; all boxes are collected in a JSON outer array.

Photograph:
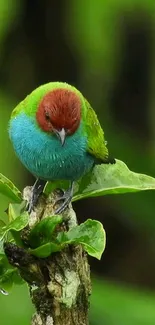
[[9, 113, 94, 181]]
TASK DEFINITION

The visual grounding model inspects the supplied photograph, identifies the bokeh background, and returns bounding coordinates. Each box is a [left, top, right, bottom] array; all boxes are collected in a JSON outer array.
[[1, 0, 155, 324]]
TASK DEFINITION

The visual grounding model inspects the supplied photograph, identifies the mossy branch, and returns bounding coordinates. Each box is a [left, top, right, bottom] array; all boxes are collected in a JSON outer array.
[[4, 187, 91, 325]]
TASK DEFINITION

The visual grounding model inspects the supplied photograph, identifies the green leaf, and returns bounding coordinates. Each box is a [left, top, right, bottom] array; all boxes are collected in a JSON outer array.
[[0, 173, 21, 203], [0, 235, 5, 256], [5, 212, 28, 232], [45, 160, 155, 202], [0, 269, 14, 292], [0, 222, 7, 242], [0, 255, 24, 293], [73, 159, 155, 201], [0, 240, 24, 293], [29, 215, 63, 248], [8, 202, 26, 222], [29, 242, 62, 258], [0, 220, 6, 230], [30, 219, 105, 259], [58, 219, 106, 260], [0, 212, 29, 240], [0, 255, 14, 292], [11, 270, 25, 286]]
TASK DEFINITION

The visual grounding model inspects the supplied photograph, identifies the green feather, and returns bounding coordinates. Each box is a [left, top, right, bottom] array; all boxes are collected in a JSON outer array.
[[11, 82, 84, 119], [83, 98, 109, 163]]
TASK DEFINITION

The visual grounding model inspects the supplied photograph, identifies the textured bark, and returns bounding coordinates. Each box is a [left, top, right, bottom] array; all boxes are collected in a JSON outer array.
[[4, 187, 91, 325]]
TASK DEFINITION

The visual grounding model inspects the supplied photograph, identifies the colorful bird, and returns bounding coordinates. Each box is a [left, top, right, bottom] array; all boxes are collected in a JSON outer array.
[[9, 82, 115, 213]]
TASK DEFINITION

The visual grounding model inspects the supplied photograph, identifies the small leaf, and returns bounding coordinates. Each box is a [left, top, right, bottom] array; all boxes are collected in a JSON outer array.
[[58, 219, 106, 260], [29, 242, 62, 258], [0, 220, 6, 232], [12, 270, 25, 286], [0, 264, 23, 292], [73, 159, 155, 201], [0, 270, 14, 292], [0, 212, 29, 240], [0, 227, 6, 242], [8, 202, 26, 222], [0, 236, 5, 256], [0, 251, 24, 293], [29, 215, 63, 248], [0, 255, 14, 292], [5, 212, 29, 232], [0, 173, 21, 203]]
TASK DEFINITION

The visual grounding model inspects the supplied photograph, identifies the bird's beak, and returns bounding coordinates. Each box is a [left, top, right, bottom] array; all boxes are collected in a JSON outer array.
[[56, 128, 66, 146]]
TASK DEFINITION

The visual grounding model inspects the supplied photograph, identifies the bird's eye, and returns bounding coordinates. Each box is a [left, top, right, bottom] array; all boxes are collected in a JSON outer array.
[[45, 111, 50, 121]]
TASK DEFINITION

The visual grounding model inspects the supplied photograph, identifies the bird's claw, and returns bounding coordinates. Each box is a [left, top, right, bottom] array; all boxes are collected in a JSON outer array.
[[26, 199, 34, 214], [25, 180, 74, 215], [26, 179, 46, 214], [25, 189, 39, 214], [54, 195, 72, 214]]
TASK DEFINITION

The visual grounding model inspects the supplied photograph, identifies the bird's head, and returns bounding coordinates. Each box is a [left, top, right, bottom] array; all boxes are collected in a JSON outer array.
[[36, 88, 81, 146]]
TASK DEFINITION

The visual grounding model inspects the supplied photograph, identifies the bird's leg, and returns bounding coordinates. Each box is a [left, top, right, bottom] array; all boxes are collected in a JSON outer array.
[[27, 178, 47, 213], [54, 181, 74, 215]]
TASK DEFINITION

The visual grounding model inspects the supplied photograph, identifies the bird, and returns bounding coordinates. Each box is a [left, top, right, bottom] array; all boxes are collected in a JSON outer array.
[[9, 82, 115, 214]]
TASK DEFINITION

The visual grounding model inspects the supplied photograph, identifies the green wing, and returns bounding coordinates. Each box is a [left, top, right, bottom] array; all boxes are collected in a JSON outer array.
[[84, 98, 114, 164]]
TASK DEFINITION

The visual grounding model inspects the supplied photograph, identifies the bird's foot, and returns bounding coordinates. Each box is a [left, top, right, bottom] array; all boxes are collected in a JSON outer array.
[[54, 182, 74, 215], [26, 179, 46, 213]]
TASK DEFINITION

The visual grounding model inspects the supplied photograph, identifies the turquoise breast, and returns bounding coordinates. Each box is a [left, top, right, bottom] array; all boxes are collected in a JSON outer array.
[[9, 113, 94, 181]]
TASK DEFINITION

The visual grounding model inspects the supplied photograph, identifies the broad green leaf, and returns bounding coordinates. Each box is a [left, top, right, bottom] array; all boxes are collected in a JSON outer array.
[[73, 159, 155, 201], [58, 219, 106, 260], [45, 160, 155, 202], [0, 173, 21, 203], [0, 212, 29, 240], [29, 215, 63, 248], [29, 242, 62, 258]]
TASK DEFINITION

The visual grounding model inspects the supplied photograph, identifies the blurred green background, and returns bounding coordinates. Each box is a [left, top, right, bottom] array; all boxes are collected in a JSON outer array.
[[1, 0, 155, 324]]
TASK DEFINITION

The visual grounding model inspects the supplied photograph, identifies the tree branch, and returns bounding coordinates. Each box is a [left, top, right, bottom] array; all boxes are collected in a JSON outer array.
[[4, 187, 91, 325]]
